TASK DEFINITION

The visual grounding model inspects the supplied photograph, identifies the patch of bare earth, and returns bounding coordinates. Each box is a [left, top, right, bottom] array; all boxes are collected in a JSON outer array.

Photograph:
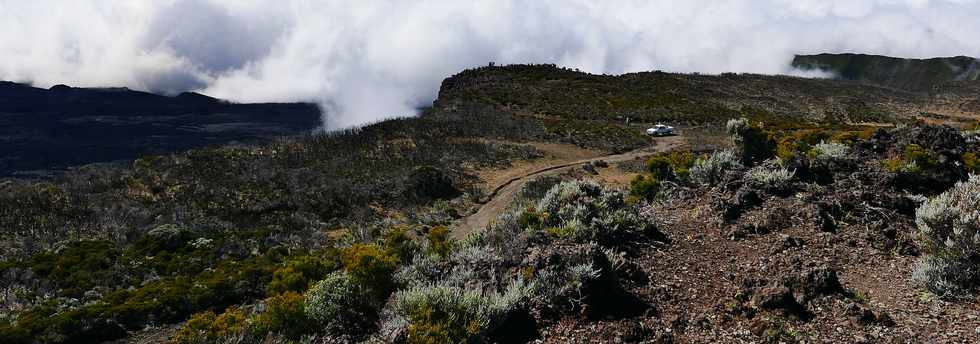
[[473, 142, 605, 191]]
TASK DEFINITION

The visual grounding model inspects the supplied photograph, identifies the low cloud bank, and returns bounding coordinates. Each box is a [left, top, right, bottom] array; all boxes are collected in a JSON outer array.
[[2, 0, 978, 128]]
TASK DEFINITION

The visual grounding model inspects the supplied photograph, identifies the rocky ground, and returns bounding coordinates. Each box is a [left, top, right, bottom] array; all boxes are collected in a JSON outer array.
[[530, 126, 980, 343]]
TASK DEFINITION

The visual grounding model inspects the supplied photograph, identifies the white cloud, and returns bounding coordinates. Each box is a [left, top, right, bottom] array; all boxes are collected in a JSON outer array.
[[1, 0, 979, 128]]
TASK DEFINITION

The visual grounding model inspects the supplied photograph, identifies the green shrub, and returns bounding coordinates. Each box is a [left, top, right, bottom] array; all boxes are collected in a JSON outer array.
[[266, 252, 340, 295], [830, 127, 877, 145], [830, 131, 858, 145], [628, 175, 660, 202], [516, 208, 545, 231], [690, 150, 743, 186], [170, 307, 248, 344], [744, 163, 795, 192], [645, 155, 672, 180], [644, 152, 695, 180], [545, 225, 575, 238], [532, 261, 602, 314], [963, 152, 979, 174], [774, 129, 831, 163], [341, 244, 398, 303], [882, 157, 906, 173], [808, 141, 849, 161], [667, 151, 696, 180], [904, 144, 939, 170], [392, 254, 441, 289], [727, 118, 776, 164], [388, 279, 533, 344], [383, 226, 419, 262], [251, 292, 311, 339], [133, 224, 194, 255], [27, 240, 119, 298], [775, 138, 799, 163], [0, 250, 279, 344], [515, 175, 563, 203], [535, 181, 655, 244], [912, 175, 980, 296], [884, 144, 940, 174], [408, 166, 459, 200], [303, 271, 372, 335], [427, 226, 453, 259]]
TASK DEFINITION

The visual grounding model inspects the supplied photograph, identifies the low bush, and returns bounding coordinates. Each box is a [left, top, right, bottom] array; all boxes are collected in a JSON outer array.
[[775, 138, 799, 163], [426, 226, 453, 259], [963, 152, 979, 174], [830, 129, 874, 145], [912, 175, 980, 297], [744, 163, 796, 192], [251, 292, 311, 339], [809, 141, 849, 161], [775, 129, 830, 163], [134, 224, 194, 255], [667, 152, 696, 180], [376, 180, 651, 343], [535, 181, 655, 244], [517, 208, 545, 231], [341, 244, 398, 304], [629, 175, 660, 202], [801, 141, 853, 184], [393, 254, 441, 289], [303, 271, 373, 336], [690, 150, 743, 186], [383, 226, 420, 263], [644, 152, 695, 181], [532, 260, 602, 314], [903, 144, 939, 170], [26, 240, 119, 298], [885, 144, 939, 174], [266, 251, 340, 295], [386, 278, 534, 344], [727, 118, 776, 164], [0, 253, 279, 344], [170, 307, 248, 344], [912, 256, 977, 298], [514, 176, 563, 204], [407, 166, 459, 201], [645, 155, 672, 180]]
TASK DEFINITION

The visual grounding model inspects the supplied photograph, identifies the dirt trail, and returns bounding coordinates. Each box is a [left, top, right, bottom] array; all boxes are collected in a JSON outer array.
[[452, 136, 684, 239]]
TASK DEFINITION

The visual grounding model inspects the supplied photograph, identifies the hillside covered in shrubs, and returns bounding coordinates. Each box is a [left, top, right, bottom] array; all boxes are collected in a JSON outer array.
[[2, 64, 980, 343]]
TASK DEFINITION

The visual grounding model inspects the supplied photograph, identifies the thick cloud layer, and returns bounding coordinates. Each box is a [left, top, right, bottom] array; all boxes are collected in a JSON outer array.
[[2, 0, 979, 128]]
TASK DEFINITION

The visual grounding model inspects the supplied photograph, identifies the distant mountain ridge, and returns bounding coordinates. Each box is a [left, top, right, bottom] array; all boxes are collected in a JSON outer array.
[[0, 82, 320, 176], [792, 53, 980, 92], [2, 81, 231, 115], [434, 62, 980, 129]]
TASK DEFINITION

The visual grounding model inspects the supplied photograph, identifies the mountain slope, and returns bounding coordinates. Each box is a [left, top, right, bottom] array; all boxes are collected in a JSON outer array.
[[0, 82, 321, 176], [433, 64, 980, 127], [792, 53, 980, 92]]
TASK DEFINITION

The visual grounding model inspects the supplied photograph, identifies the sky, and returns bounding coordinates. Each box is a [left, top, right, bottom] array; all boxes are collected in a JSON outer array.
[[1, 0, 979, 129]]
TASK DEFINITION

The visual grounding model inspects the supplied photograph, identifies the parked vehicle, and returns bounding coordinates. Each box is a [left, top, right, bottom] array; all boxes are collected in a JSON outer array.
[[646, 124, 674, 136]]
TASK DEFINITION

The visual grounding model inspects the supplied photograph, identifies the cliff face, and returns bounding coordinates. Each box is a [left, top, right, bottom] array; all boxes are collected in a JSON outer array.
[[792, 53, 980, 92]]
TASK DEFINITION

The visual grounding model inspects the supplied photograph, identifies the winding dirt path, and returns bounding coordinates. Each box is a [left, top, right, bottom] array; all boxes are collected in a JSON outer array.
[[452, 136, 684, 239]]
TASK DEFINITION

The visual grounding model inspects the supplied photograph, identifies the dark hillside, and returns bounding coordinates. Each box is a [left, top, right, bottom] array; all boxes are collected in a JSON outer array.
[[792, 53, 980, 92], [0, 82, 320, 176]]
